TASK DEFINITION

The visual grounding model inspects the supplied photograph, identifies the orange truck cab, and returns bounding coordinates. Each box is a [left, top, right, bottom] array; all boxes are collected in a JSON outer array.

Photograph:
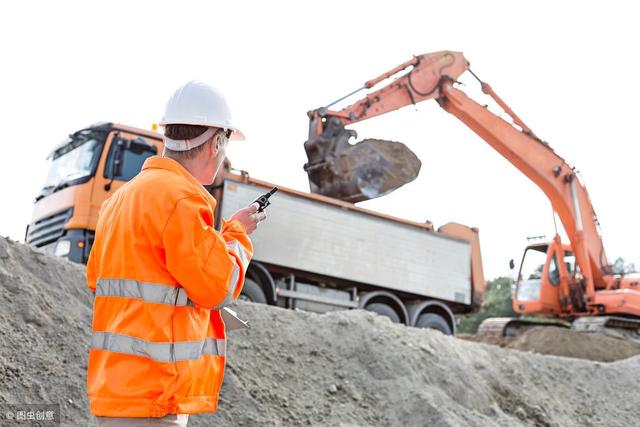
[[27, 123, 163, 263]]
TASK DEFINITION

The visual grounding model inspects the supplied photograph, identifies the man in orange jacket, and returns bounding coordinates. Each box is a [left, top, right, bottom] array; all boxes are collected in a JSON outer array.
[[87, 81, 266, 426]]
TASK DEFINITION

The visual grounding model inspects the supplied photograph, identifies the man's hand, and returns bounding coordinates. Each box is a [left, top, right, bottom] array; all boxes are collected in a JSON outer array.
[[230, 203, 267, 234]]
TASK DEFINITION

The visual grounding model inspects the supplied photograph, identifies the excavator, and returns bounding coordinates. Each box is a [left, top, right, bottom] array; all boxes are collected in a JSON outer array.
[[303, 50, 640, 338]]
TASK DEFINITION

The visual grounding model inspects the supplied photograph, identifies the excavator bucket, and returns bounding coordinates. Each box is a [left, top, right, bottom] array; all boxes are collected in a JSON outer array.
[[304, 120, 421, 203]]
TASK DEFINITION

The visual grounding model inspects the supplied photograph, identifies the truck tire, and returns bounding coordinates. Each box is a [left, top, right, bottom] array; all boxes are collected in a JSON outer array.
[[239, 278, 267, 304], [365, 302, 401, 323], [416, 313, 452, 335]]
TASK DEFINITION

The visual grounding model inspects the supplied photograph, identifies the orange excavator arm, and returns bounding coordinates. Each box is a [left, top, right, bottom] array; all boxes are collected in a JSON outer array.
[[309, 52, 468, 128], [305, 51, 609, 300]]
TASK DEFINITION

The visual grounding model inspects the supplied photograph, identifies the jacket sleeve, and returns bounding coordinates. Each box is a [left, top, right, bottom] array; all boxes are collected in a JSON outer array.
[[162, 194, 253, 309], [87, 244, 97, 293], [86, 196, 112, 294], [219, 218, 254, 302]]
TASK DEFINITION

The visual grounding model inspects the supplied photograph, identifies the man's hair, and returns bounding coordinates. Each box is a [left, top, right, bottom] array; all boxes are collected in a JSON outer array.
[[163, 124, 215, 160]]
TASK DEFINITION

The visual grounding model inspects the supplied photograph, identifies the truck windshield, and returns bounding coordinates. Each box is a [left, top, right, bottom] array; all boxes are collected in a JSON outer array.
[[41, 136, 103, 192]]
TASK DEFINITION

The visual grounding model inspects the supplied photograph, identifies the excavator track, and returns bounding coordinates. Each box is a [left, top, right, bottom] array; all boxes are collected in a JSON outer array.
[[477, 317, 569, 337], [572, 316, 640, 344], [479, 316, 640, 343]]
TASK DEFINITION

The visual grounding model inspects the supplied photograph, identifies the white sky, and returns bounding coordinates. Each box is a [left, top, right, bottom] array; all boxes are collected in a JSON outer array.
[[1, 1, 638, 280]]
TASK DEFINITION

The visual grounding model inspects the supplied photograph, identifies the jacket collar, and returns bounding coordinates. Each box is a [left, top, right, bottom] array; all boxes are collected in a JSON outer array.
[[142, 156, 219, 208], [142, 156, 204, 189]]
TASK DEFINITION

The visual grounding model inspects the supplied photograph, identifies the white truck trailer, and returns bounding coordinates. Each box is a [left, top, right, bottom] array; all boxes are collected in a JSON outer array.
[[212, 174, 486, 335]]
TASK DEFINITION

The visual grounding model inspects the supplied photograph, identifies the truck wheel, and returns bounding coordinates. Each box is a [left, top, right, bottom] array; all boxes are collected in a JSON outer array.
[[239, 278, 267, 304], [365, 303, 401, 323], [416, 313, 452, 335]]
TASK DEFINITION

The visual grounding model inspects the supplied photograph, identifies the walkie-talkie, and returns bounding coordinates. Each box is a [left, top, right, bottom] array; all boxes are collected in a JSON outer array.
[[254, 187, 278, 213]]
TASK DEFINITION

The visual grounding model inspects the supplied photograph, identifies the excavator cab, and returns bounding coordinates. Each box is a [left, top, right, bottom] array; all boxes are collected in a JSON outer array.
[[514, 244, 548, 303], [513, 239, 578, 316]]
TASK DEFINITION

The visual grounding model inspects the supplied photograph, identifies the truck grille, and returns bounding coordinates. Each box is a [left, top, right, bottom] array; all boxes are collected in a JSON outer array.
[[26, 208, 73, 248]]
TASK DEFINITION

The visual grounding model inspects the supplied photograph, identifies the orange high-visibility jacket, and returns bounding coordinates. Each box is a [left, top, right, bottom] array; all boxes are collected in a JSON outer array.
[[86, 156, 253, 417]]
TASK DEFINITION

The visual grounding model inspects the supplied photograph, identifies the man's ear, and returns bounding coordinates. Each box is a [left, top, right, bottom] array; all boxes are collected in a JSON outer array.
[[210, 136, 219, 157]]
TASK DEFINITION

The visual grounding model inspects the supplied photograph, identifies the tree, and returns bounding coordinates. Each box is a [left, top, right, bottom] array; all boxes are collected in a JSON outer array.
[[457, 276, 516, 333]]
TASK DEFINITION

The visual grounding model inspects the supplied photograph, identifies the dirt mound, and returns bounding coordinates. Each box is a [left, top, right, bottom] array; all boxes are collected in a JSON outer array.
[[2, 237, 640, 426], [0, 237, 93, 424], [506, 326, 640, 362], [461, 326, 640, 362]]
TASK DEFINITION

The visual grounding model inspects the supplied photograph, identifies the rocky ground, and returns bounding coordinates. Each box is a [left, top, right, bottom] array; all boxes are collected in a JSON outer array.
[[1, 237, 639, 426]]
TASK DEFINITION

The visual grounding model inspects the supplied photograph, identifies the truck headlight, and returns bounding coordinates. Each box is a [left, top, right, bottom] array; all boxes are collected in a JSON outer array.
[[54, 240, 71, 257]]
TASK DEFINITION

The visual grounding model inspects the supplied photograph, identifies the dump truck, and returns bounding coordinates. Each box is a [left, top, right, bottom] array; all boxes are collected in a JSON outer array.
[[27, 122, 486, 334]]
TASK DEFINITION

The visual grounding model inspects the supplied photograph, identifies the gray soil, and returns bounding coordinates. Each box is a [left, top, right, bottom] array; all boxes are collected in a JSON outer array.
[[1, 236, 639, 426], [461, 326, 640, 362]]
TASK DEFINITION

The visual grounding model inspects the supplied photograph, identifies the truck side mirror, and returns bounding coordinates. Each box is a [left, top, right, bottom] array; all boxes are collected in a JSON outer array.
[[110, 138, 126, 177], [105, 135, 125, 191], [509, 259, 515, 270]]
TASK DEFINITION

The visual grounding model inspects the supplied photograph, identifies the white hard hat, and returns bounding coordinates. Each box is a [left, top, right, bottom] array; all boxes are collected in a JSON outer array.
[[159, 80, 245, 142]]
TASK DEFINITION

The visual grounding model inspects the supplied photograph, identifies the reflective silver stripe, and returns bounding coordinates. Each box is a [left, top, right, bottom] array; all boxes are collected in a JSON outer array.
[[226, 240, 250, 273], [96, 278, 194, 307], [213, 263, 240, 310], [214, 240, 248, 309], [92, 332, 226, 362], [203, 336, 226, 356]]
